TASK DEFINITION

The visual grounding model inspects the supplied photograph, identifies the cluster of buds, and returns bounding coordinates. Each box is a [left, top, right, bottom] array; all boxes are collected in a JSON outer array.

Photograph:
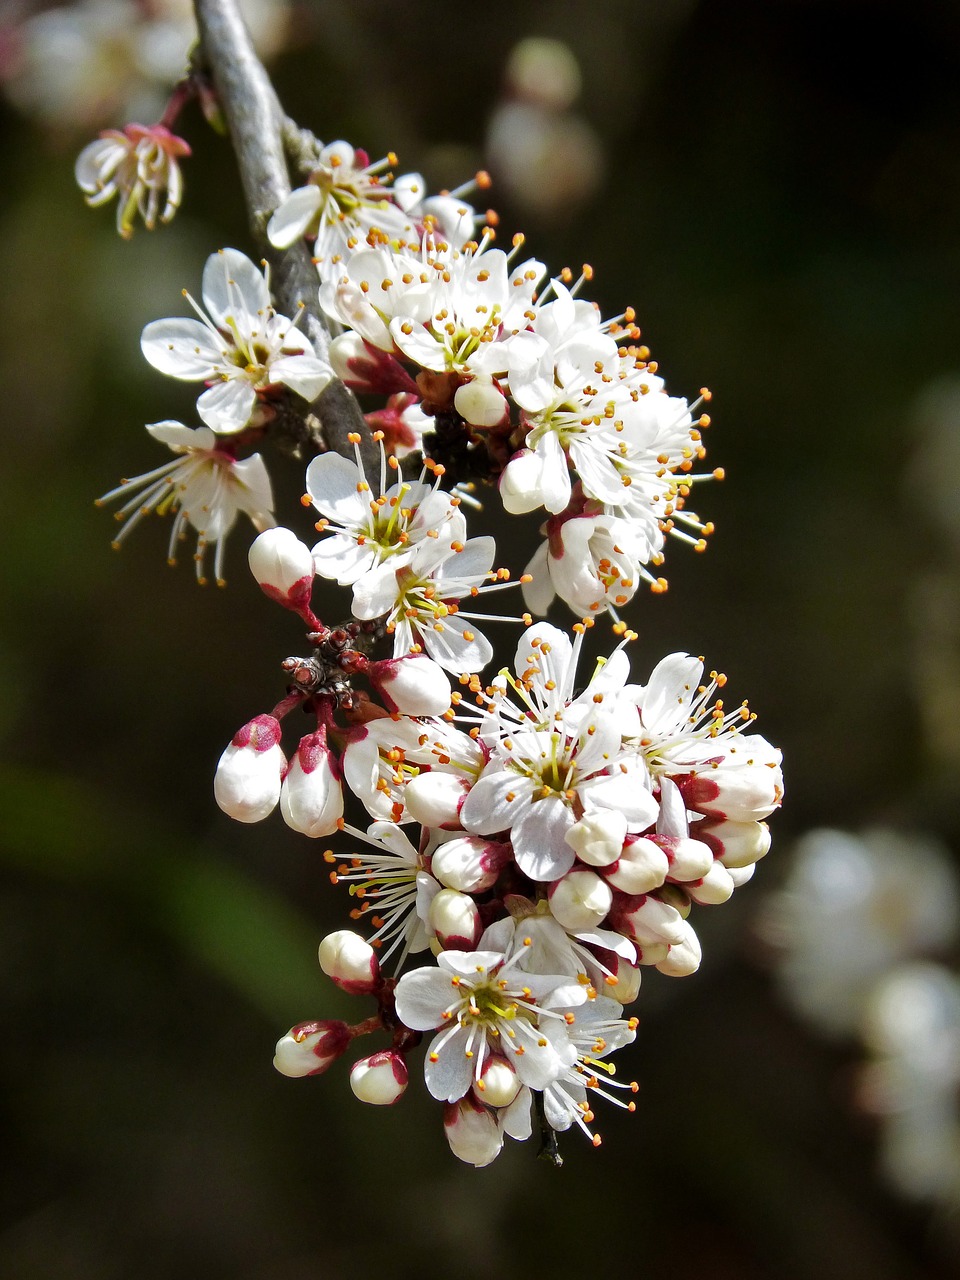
[[80, 34, 785, 1164]]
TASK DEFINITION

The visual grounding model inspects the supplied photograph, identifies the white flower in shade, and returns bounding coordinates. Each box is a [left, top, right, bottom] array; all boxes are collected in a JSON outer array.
[[75, 123, 190, 238], [307, 446, 465, 589], [859, 963, 960, 1204], [460, 624, 658, 881], [393, 916, 587, 1104], [763, 829, 960, 1038], [141, 248, 331, 434], [523, 507, 661, 618], [267, 141, 415, 267], [96, 420, 275, 585], [325, 820, 440, 966]]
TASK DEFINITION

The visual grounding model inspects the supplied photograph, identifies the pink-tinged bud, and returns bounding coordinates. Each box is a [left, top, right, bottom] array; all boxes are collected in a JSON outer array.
[[404, 771, 468, 828], [565, 811, 628, 867], [280, 730, 344, 838], [454, 379, 509, 428], [429, 888, 482, 949], [654, 835, 714, 884], [248, 527, 315, 611], [473, 1054, 521, 1108], [273, 1019, 351, 1077], [696, 818, 772, 869], [349, 1050, 408, 1105], [673, 738, 784, 823], [430, 835, 511, 893], [609, 892, 688, 948], [548, 868, 613, 932], [318, 930, 380, 995], [605, 836, 670, 894], [368, 654, 451, 716], [685, 861, 735, 905], [443, 1096, 503, 1167], [655, 920, 702, 977], [214, 715, 285, 823]]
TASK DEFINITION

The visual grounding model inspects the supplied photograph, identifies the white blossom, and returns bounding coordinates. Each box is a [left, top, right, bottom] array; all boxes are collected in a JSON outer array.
[[141, 248, 331, 434], [96, 421, 275, 585]]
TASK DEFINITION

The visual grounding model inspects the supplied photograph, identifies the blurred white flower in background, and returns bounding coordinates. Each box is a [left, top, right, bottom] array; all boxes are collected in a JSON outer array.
[[762, 827, 959, 1038]]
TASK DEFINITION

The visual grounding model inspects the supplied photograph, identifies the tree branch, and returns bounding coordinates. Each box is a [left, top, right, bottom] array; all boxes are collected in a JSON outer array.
[[192, 0, 375, 465]]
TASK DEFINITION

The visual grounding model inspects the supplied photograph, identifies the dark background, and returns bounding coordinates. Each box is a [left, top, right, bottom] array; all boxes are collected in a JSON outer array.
[[2, 0, 960, 1276]]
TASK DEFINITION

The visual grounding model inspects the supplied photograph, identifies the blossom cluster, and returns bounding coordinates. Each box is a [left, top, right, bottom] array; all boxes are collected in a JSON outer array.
[[214, 525, 782, 1162], [83, 70, 783, 1162]]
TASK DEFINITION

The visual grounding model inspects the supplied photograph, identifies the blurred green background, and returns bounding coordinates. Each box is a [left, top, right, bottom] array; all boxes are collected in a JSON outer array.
[[3, 0, 960, 1276]]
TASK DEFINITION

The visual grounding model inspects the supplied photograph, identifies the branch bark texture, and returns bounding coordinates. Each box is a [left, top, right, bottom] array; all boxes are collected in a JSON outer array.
[[193, 0, 374, 465]]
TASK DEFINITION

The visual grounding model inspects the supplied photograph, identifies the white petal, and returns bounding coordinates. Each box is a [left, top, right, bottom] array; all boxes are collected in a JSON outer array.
[[141, 318, 223, 379], [201, 247, 270, 329], [197, 379, 257, 435], [267, 184, 324, 248]]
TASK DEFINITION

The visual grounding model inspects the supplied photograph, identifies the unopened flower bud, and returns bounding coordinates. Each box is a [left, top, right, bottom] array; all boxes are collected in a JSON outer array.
[[280, 729, 344, 838], [248, 527, 314, 611], [565, 811, 628, 867], [443, 1096, 503, 1167], [368, 654, 451, 716], [673, 737, 784, 823], [605, 836, 670, 894], [696, 818, 772, 869], [430, 836, 511, 893], [473, 1055, 521, 1108], [429, 888, 482, 949], [454, 378, 508, 428], [657, 835, 714, 883], [273, 1019, 351, 1077], [726, 862, 756, 888], [499, 449, 545, 515], [609, 892, 688, 948], [349, 1050, 408, 1105], [549, 869, 613, 931], [655, 920, 702, 977], [404, 771, 468, 828], [318, 929, 380, 995], [684, 860, 735, 905], [214, 715, 285, 823]]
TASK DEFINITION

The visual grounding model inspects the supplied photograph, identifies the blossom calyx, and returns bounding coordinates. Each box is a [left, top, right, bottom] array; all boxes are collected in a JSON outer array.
[[273, 1020, 352, 1077]]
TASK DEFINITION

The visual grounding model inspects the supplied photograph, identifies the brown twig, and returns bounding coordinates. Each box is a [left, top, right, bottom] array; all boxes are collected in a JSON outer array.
[[192, 0, 375, 466]]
